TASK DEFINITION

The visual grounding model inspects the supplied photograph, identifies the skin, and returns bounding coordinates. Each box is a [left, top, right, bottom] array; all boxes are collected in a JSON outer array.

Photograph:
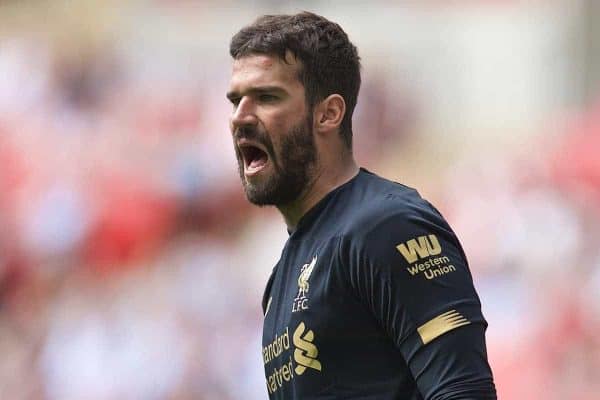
[[227, 52, 359, 230]]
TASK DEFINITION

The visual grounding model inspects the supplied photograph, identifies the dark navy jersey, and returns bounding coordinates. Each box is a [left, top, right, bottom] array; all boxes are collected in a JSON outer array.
[[261, 169, 496, 399]]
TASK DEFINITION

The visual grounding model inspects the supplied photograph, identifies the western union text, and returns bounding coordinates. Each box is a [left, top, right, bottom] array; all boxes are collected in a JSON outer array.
[[406, 256, 456, 280]]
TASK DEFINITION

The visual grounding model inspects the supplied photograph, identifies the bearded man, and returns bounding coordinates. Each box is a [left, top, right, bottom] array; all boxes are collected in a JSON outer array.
[[226, 12, 496, 400]]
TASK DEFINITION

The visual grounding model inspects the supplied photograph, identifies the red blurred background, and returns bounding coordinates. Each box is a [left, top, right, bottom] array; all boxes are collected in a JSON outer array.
[[0, 1, 599, 398]]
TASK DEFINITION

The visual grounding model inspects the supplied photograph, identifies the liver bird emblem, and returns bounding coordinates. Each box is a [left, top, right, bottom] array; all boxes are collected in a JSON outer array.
[[297, 255, 318, 296]]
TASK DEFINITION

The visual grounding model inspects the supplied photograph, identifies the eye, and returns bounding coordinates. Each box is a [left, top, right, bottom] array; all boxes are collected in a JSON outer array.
[[229, 97, 241, 107], [258, 94, 278, 103]]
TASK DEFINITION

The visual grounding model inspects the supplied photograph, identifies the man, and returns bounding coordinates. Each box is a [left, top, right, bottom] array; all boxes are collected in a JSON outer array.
[[227, 12, 496, 399]]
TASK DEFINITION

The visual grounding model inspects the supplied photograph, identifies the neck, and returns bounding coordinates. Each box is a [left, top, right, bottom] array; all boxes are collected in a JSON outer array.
[[278, 156, 359, 231]]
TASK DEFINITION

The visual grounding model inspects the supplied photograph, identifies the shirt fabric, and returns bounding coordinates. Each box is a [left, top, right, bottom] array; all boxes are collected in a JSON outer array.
[[261, 168, 496, 399]]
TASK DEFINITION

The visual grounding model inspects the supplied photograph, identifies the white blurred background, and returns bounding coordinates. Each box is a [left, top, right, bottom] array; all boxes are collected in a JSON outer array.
[[1, 0, 599, 399]]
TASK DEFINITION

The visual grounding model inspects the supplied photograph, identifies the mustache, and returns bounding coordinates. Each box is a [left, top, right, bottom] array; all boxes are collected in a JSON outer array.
[[234, 126, 264, 142]]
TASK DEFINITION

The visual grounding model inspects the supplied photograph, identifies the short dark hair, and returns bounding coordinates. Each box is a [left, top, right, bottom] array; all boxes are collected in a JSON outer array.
[[230, 12, 361, 148]]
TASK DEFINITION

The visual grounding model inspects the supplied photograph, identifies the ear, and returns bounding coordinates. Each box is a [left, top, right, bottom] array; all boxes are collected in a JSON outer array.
[[314, 94, 346, 134]]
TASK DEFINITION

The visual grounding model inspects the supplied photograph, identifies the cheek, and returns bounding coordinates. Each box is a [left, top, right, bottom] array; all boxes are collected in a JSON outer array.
[[264, 106, 305, 136]]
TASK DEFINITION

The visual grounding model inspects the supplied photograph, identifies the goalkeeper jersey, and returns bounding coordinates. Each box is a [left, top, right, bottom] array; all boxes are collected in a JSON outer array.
[[261, 168, 496, 399]]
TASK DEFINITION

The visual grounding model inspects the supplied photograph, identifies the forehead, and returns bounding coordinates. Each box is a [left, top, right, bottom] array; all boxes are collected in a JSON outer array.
[[229, 53, 303, 91]]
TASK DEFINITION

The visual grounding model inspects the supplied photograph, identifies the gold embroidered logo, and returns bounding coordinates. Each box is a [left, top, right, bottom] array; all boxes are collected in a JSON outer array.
[[417, 310, 471, 345], [292, 255, 317, 313], [293, 322, 322, 375], [396, 235, 456, 280], [396, 234, 442, 263], [263, 322, 323, 394]]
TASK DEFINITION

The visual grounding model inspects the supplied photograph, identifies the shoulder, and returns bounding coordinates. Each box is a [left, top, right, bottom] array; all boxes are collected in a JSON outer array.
[[333, 170, 465, 273], [340, 169, 449, 245]]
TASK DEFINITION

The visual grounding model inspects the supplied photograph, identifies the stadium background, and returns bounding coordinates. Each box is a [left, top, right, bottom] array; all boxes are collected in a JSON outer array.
[[1, 0, 599, 398]]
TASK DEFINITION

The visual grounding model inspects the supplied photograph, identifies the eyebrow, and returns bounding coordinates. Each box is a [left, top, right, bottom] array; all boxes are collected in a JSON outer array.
[[226, 86, 286, 101]]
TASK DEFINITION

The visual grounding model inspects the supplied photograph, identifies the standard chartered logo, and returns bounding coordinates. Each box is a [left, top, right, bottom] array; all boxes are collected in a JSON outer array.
[[292, 322, 322, 375], [263, 321, 322, 394]]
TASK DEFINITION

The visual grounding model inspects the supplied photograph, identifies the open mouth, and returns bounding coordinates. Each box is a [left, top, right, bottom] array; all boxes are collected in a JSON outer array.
[[239, 142, 269, 176]]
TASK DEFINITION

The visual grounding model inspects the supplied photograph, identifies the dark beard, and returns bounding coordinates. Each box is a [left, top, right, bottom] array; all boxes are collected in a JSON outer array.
[[235, 115, 317, 206]]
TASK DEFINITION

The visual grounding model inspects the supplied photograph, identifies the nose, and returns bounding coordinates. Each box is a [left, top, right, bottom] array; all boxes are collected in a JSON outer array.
[[230, 97, 258, 132]]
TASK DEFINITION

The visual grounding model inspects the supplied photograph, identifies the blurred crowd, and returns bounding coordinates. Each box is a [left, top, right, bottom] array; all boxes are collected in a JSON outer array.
[[1, 2, 600, 399]]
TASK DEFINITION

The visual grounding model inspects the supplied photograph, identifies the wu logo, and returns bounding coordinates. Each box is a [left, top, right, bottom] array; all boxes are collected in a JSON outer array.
[[293, 322, 322, 375], [292, 255, 317, 313], [396, 234, 442, 263]]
